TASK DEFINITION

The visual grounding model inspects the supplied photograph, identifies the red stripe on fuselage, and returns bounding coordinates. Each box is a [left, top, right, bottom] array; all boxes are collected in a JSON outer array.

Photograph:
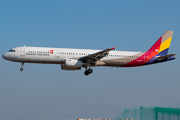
[[121, 37, 162, 67]]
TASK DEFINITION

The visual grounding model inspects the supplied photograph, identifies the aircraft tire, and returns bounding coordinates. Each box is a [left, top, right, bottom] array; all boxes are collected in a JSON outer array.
[[88, 68, 93, 74], [84, 70, 89, 76], [20, 68, 23, 71]]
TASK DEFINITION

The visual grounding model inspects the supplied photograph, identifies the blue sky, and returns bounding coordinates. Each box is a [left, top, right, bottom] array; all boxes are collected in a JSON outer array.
[[1, 0, 180, 120]]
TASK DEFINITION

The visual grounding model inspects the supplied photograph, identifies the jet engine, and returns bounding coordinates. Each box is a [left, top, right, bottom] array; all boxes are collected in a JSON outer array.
[[61, 59, 83, 71]]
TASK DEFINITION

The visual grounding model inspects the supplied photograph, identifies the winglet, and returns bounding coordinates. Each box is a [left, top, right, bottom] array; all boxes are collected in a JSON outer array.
[[112, 47, 116, 50]]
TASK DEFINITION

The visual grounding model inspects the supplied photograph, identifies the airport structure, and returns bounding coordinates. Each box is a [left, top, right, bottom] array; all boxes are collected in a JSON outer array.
[[115, 106, 180, 120]]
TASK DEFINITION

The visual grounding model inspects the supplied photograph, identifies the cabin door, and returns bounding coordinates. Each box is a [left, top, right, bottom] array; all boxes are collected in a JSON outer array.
[[20, 46, 25, 56], [55, 49, 60, 58]]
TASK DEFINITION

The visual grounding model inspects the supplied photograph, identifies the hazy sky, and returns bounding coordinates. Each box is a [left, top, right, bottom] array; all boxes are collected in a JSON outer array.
[[1, 1, 180, 120]]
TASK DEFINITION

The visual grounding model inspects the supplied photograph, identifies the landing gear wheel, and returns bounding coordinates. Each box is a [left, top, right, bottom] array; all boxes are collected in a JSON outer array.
[[20, 68, 23, 71], [84, 70, 89, 76], [88, 68, 93, 74], [20, 62, 24, 71]]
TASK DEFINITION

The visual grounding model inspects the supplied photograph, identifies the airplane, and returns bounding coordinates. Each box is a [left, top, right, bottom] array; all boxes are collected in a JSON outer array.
[[2, 31, 176, 76]]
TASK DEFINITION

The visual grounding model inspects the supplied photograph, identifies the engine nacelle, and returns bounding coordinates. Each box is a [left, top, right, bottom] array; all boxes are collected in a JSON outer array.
[[61, 64, 81, 71], [65, 59, 83, 67], [61, 59, 83, 71]]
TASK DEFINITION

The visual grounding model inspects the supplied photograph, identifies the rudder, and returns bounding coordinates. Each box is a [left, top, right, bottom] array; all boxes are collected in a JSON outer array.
[[158, 31, 173, 56]]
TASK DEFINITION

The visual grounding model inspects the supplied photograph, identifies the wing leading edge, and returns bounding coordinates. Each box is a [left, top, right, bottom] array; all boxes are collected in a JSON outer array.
[[79, 47, 116, 65]]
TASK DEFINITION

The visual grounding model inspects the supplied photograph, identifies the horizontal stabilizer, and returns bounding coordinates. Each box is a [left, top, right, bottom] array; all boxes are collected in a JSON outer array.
[[156, 54, 176, 60]]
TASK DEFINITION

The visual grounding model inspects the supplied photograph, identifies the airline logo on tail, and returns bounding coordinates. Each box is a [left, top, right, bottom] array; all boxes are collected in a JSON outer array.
[[122, 31, 175, 67], [146, 31, 173, 61]]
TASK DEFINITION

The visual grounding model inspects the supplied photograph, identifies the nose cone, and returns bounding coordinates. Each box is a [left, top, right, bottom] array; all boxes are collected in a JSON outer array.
[[2, 53, 8, 60], [2, 54, 5, 59]]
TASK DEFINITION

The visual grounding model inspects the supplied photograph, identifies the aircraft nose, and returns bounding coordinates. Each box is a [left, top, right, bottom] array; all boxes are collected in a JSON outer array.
[[2, 53, 7, 60], [2, 54, 5, 59]]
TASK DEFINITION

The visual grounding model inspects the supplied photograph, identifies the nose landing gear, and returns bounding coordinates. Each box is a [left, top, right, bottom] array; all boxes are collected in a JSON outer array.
[[20, 68, 23, 71], [20, 62, 24, 71], [84, 67, 93, 76]]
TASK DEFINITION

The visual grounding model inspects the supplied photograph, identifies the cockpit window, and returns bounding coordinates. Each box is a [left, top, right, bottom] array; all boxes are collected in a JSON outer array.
[[8, 49, 15, 52]]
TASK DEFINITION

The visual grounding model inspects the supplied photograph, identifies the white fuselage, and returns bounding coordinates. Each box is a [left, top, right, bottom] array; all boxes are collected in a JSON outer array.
[[2, 46, 141, 67]]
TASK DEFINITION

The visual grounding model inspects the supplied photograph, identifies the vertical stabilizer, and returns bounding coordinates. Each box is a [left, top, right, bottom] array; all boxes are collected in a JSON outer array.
[[147, 31, 173, 56], [158, 31, 173, 55]]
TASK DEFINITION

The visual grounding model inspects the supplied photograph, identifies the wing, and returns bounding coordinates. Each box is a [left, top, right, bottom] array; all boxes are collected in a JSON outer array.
[[79, 47, 116, 65]]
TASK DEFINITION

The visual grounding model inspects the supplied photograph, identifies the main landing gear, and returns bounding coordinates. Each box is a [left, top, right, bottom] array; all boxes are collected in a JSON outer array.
[[20, 62, 24, 71], [84, 67, 93, 76]]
